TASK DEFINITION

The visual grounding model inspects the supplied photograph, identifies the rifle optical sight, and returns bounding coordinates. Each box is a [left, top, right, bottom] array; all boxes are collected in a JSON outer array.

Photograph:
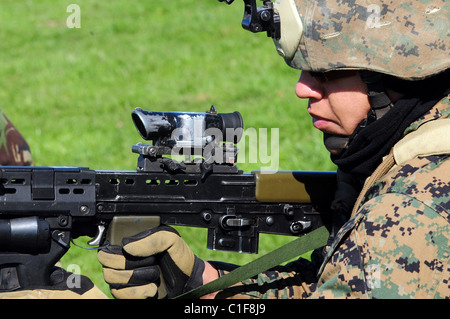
[[131, 106, 243, 167], [132, 106, 243, 147]]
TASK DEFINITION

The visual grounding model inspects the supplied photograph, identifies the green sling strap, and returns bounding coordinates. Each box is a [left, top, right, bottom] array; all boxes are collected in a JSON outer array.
[[175, 226, 330, 299]]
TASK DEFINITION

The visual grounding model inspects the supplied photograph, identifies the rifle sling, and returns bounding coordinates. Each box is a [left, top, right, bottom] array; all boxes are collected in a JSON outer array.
[[175, 226, 329, 299]]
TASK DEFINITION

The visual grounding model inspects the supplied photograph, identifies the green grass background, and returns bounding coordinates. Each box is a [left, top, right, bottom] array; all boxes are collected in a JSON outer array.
[[0, 0, 336, 297]]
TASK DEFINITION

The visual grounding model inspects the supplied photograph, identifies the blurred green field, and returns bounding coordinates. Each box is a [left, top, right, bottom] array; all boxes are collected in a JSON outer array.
[[0, 0, 336, 297]]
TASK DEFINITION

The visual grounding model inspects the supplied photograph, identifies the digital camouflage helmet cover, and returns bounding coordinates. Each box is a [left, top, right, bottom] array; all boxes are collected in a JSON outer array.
[[273, 0, 448, 80]]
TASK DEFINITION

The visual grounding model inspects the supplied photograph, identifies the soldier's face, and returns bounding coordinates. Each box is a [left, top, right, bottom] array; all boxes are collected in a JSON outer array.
[[295, 71, 371, 152]]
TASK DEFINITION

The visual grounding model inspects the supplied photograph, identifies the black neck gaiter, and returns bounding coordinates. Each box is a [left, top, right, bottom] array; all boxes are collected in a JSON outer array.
[[330, 94, 441, 179]]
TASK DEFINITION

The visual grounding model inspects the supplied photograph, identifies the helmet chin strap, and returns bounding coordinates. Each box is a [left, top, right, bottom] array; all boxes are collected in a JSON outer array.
[[323, 71, 394, 155], [359, 71, 395, 120], [323, 133, 349, 154]]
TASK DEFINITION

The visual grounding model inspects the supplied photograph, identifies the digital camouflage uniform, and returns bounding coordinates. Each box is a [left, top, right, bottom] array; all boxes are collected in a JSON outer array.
[[0, 110, 33, 166], [215, 97, 450, 299]]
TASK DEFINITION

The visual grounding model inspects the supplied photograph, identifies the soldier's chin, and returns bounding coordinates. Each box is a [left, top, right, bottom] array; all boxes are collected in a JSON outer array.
[[323, 133, 349, 155]]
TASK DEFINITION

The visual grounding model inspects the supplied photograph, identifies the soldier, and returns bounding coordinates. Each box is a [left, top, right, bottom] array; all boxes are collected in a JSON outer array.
[[0, 110, 33, 166], [98, 0, 449, 298]]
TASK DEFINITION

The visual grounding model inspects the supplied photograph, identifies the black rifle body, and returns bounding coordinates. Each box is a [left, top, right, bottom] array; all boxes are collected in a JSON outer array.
[[0, 107, 337, 291], [0, 165, 336, 290]]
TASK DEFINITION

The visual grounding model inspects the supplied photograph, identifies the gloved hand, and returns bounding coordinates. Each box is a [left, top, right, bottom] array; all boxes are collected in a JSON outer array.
[[0, 266, 108, 299], [98, 225, 205, 299]]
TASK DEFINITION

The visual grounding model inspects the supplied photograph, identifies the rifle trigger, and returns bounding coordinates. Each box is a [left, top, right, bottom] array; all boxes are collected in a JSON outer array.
[[88, 225, 106, 246]]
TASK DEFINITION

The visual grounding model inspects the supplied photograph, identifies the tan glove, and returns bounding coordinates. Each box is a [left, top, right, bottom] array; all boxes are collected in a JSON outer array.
[[98, 225, 205, 299], [0, 266, 108, 299]]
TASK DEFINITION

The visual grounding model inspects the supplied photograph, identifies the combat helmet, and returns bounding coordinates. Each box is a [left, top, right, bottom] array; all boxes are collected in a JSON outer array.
[[273, 0, 449, 80]]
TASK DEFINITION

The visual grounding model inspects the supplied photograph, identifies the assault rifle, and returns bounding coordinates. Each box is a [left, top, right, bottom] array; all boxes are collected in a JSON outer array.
[[0, 106, 336, 291]]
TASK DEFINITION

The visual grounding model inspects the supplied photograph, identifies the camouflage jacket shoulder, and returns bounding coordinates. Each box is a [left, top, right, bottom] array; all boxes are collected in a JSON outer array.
[[365, 96, 450, 222], [316, 96, 450, 298], [0, 110, 33, 166], [352, 96, 450, 222]]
